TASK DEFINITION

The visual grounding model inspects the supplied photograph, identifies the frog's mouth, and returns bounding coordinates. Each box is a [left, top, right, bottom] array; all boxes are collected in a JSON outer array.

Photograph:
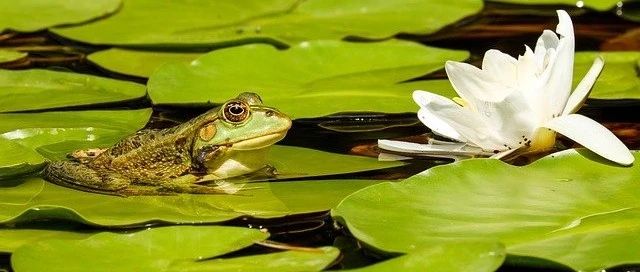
[[231, 130, 288, 151]]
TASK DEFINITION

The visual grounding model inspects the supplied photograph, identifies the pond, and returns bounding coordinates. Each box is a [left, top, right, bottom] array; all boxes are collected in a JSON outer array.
[[1, 1, 640, 271]]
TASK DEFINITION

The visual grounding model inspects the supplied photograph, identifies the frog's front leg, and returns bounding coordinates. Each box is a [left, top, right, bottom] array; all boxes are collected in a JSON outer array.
[[68, 148, 108, 163]]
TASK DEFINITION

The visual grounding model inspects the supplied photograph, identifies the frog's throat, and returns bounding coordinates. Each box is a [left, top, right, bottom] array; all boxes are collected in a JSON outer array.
[[229, 131, 288, 151]]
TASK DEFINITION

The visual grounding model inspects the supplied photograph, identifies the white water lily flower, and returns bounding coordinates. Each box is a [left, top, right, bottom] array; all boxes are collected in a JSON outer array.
[[379, 10, 634, 165]]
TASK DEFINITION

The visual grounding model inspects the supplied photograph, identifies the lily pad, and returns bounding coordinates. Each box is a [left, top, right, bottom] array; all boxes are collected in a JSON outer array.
[[0, 176, 382, 226], [0, 50, 27, 64], [574, 51, 640, 101], [0, 139, 45, 179], [88, 48, 200, 78], [148, 40, 463, 118], [332, 150, 640, 271], [170, 247, 339, 272], [269, 145, 402, 178], [0, 228, 93, 253], [52, 0, 482, 46], [11, 226, 339, 272], [0, 109, 151, 160], [345, 241, 505, 272], [490, 0, 618, 11], [0, 0, 121, 32], [0, 69, 147, 112]]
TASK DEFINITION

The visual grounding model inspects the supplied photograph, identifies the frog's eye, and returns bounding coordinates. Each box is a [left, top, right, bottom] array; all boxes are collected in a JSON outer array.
[[223, 100, 250, 123]]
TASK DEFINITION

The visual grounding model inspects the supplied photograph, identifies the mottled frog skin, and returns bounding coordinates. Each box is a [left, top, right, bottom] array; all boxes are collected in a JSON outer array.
[[44, 93, 291, 196]]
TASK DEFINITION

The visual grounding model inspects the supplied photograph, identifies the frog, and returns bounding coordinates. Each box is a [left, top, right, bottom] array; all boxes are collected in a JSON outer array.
[[43, 92, 292, 196]]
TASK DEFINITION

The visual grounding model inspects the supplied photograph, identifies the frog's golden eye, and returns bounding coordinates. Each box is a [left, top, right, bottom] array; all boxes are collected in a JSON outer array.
[[223, 100, 250, 123], [199, 123, 216, 141]]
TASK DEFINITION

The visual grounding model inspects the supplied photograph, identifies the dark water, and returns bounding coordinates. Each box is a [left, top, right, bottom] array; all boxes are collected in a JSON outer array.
[[2, 2, 640, 271]]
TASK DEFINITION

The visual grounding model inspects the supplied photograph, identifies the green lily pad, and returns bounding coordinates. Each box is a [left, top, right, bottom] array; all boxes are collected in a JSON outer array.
[[490, 0, 618, 11], [0, 228, 93, 253], [345, 241, 505, 272], [148, 40, 463, 118], [0, 109, 151, 160], [574, 51, 640, 101], [332, 150, 640, 271], [88, 48, 200, 78], [52, 0, 482, 46], [0, 50, 27, 64], [11, 226, 339, 272], [0, 175, 382, 226], [0, 69, 147, 112], [171, 247, 339, 272], [0, 0, 121, 32], [0, 139, 45, 179], [269, 145, 402, 178]]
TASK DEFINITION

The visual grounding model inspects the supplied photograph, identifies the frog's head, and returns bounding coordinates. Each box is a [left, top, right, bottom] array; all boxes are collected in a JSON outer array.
[[192, 92, 291, 160]]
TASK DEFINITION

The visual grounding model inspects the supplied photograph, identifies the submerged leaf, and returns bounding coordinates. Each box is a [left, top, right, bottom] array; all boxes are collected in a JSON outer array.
[[0, 0, 121, 32], [0, 50, 27, 64], [269, 145, 402, 179], [11, 226, 337, 272], [53, 0, 482, 46], [148, 40, 463, 117], [0, 69, 146, 112], [333, 149, 640, 271]]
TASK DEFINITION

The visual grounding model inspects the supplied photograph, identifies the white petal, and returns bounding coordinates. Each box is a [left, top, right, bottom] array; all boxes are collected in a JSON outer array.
[[534, 30, 559, 57], [516, 45, 539, 91], [540, 10, 575, 115], [473, 90, 538, 148], [481, 49, 517, 87], [418, 108, 467, 142], [445, 61, 508, 103], [562, 57, 604, 115], [413, 91, 466, 142], [412, 91, 507, 151], [490, 147, 520, 160], [378, 152, 412, 161], [555, 10, 573, 38], [377, 139, 492, 157], [543, 114, 634, 165]]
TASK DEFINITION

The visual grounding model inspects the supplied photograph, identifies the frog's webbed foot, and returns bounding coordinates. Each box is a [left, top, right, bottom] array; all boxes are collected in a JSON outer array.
[[44, 161, 130, 196], [68, 148, 107, 163]]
